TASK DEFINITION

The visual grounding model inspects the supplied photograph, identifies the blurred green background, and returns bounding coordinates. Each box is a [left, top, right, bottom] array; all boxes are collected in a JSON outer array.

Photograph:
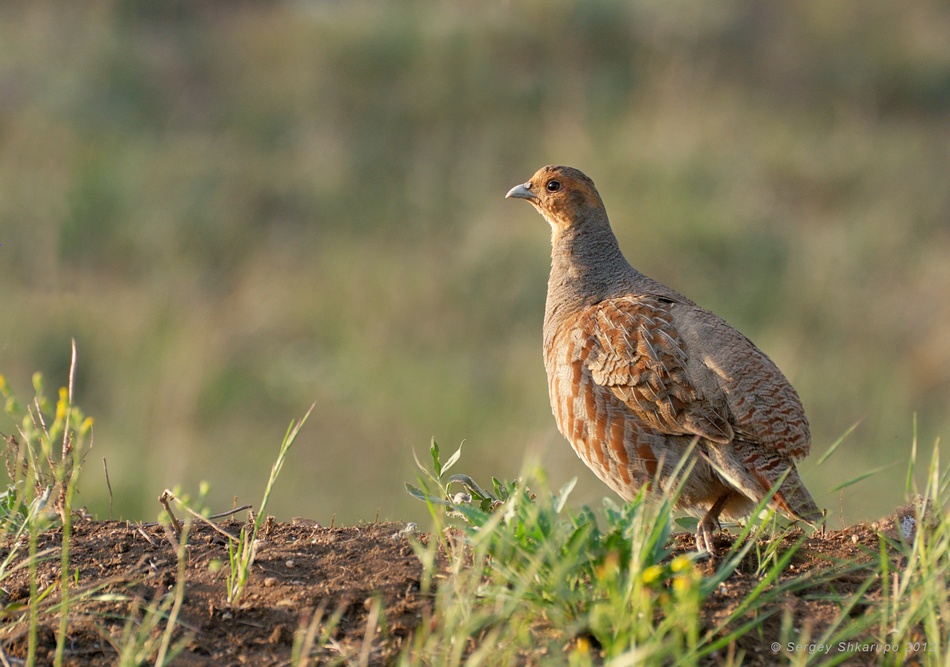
[[1, 1, 948, 528]]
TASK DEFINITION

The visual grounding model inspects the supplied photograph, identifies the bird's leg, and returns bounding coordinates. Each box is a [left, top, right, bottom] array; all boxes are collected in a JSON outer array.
[[696, 493, 731, 556]]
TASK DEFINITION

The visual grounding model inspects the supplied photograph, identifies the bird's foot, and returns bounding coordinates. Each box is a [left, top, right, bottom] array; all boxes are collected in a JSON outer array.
[[695, 514, 722, 557], [694, 493, 731, 557]]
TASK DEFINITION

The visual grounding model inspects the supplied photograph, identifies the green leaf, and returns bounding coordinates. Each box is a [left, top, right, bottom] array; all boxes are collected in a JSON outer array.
[[815, 421, 860, 467], [674, 516, 699, 531], [440, 441, 464, 476], [429, 439, 442, 478], [405, 482, 431, 503], [405, 482, 454, 507], [829, 463, 896, 492], [554, 477, 577, 513], [904, 414, 918, 495], [445, 473, 493, 503], [491, 477, 506, 501]]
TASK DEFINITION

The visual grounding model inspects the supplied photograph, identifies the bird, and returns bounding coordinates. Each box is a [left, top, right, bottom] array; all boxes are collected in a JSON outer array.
[[506, 165, 822, 554]]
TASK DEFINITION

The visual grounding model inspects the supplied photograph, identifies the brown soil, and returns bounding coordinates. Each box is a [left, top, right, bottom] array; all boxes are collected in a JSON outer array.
[[1, 520, 430, 666], [0, 513, 920, 666]]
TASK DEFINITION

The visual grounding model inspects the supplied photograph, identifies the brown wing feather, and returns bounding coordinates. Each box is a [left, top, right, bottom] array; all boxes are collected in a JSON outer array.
[[676, 308, 812, 459], [579, 296, 734, 444]]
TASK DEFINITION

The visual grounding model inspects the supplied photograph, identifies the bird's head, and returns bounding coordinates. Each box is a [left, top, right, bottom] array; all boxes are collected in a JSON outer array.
[[506, 165, 606, 234]]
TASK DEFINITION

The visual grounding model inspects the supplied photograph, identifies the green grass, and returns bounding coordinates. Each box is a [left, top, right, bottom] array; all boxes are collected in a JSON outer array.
[[224, 403, 314, 605], [0, 342, 93, 665], [1, 353, 949, 664], [402, 439, 950, 665], [0, 356, 315, 664], [0, 350, 187, 667]]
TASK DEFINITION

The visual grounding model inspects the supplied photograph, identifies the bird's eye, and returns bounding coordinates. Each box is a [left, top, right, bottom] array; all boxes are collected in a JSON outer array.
[[546, 180, 561, 192]]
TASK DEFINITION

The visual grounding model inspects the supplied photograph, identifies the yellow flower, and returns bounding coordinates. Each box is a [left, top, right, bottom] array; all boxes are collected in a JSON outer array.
[[574, 636, 590, 654], [55, 387, 69, 423], [670, 554, 692, 573], [673, 574, 694, 594], [79, 417, 94, 435], [641, 564, 664, 585]]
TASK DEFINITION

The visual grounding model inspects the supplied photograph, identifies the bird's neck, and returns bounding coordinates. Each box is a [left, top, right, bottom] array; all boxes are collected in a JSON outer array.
[[544, 218, 633, 336]]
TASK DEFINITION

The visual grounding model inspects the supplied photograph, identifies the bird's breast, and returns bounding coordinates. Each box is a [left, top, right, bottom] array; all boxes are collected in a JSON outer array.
[[544, 322, 659, 500]]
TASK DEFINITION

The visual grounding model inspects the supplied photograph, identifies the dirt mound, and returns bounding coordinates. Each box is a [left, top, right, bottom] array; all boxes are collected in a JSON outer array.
[[0, 516, 914, 665], [1, 520, 428, 665]]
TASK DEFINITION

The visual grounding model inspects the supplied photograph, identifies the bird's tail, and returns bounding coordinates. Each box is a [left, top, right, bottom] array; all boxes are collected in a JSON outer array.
[[705, 442, 823, 526], [772, 465, 823, 525]]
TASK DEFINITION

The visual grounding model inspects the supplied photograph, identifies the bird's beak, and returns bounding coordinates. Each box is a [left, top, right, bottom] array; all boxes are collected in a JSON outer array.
[[505, 182, 537, 201]]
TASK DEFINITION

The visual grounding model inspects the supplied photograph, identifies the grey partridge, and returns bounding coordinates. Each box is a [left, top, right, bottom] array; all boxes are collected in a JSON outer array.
[[507, 165, 822, 553]]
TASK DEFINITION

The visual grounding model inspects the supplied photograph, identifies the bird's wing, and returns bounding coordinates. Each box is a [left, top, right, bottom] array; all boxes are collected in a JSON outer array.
[[675, 307, 811, 459], [577, 296, 735, 444]]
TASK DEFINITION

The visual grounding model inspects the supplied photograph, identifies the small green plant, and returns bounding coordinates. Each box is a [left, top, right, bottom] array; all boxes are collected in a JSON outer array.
[[405, 440, 738, 663], [1, 342, 94, 667], [403, 430, 950, 665], [406, 438, 938, 664], [406, 439, 518, 519], [226, 403, 314, 605]]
